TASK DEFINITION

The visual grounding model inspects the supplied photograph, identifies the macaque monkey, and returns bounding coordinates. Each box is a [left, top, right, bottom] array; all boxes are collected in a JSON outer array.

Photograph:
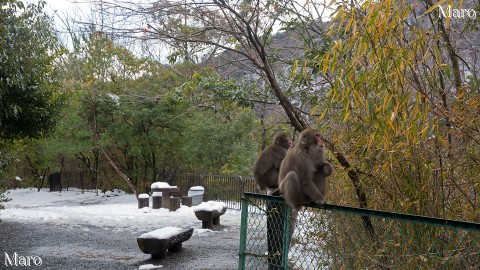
[[278, 128, 333, 209], [253, 134, 292, 195]]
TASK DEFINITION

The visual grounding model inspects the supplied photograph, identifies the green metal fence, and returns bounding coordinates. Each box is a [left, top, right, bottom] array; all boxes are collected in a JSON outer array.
[[238, 193, 480, 270]]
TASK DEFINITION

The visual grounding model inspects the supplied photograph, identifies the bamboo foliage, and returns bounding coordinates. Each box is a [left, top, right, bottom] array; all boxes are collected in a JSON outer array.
[[313, 0, 479, 221]]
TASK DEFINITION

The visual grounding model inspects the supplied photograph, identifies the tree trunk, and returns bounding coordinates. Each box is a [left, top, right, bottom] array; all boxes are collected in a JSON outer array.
[[91, 86, 137, 196]]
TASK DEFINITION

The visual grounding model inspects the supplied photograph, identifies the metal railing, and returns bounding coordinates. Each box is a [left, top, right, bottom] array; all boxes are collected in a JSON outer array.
[[239, 192, 480, 270], [168, 174, 259, 210]]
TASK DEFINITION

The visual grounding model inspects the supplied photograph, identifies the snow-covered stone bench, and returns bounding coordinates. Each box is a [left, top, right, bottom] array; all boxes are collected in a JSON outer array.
[[150, 182, 182, 211], [192, 201, 227, 229], [150, 182, 181, 198], [188, 186, 205, 206], [137, 227, 194, 259], [180, 186, 205, 207]]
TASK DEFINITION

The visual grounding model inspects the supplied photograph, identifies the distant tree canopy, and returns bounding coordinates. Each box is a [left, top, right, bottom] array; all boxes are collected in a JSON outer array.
[[0, 0, 62, 140], [32, 33, 260, 193]]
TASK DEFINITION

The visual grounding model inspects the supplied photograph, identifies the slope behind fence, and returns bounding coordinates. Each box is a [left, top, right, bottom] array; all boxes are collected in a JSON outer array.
[[239, 193, 480, 270]]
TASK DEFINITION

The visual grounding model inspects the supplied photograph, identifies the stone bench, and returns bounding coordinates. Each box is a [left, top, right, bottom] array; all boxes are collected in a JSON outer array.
[[179, 194, 203, 207], [137, 227, 194, 259], [138, 194, 150, 209], [188, 186, 204, 206], [181, 196, 193, 207], [192, 201, 227, 229]]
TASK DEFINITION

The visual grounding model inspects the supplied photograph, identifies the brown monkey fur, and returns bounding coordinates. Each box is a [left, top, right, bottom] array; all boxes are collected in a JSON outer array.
[[278, 128, 333, 209], [253, 134, 291, 193]]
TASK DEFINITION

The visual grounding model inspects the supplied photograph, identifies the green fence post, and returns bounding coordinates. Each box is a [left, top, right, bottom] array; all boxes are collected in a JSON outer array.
[[238, 196, 249, 270], [267, 199, 287, 270], [281, 204, 292, 269]]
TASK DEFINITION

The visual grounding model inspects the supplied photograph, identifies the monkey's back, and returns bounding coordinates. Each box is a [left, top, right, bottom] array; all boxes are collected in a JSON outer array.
[[280, 147, 314, 180], [254, 144, 288, 189]]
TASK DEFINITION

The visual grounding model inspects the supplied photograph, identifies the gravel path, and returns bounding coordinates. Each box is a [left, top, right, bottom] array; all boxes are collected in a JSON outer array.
[[0, 221, 240, 269]]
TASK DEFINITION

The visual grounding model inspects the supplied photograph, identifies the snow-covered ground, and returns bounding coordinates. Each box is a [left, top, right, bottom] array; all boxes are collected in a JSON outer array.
[[1, 188, 242, 235]]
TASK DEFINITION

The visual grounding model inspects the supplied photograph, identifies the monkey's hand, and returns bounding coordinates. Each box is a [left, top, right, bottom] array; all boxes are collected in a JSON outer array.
[[314, 198, 325, 206], [267, 188, 281, 196], [319, 163, 333, 177]]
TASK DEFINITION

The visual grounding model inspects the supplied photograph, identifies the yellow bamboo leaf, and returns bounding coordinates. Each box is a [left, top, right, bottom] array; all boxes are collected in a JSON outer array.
[[345, 16, 352, 34], [419, 50, 432, 65], [322, 52, 330, 74], [319, 108, 328, 122], [353, 90, 363, 104], [343, 111, 351, 123], [292, 60, 299, 77], [352, 17, 357, 35], [338, 13, 345, 32], [340, 86, 346, 103], [327, 0, 336, 8], [456, 89, 465, 99], [387, 118, 395, 131], [446, 14, 451, 29], [347, 73, 355, 89], [446, 0, 453, 28], [421, 0, 447, 17], [402, 9, 410, 20], [383, 92, 390, 109], [367, 134, 376, 150], [394, 103, 400, 118]]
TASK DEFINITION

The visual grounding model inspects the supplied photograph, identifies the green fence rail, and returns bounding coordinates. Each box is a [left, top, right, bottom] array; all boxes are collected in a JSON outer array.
[[238, 193, 480, 270]]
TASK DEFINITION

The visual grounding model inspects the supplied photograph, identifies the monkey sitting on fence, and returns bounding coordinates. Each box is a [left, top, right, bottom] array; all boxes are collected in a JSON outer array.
[[279, 128, 333, 209], [253, 134, 291, 195]]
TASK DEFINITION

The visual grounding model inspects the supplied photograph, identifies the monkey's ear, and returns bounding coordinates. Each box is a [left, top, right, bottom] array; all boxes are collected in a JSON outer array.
[[300, 135, 307, 146]]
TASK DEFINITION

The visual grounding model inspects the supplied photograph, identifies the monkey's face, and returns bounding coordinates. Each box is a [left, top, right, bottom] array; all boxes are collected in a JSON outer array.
[[300, 129, 324, 148], [275, 134, 292, 148], [299, 129, 328, 163], [314, 133, 324, 147]]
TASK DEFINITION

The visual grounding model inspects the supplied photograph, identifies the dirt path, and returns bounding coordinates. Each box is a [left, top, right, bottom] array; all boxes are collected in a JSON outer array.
[[0, 221, 240, 269]]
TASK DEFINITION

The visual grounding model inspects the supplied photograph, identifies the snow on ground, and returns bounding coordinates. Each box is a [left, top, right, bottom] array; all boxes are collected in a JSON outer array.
[[138, 264, 163, 269], [1, 188, 242, 235]]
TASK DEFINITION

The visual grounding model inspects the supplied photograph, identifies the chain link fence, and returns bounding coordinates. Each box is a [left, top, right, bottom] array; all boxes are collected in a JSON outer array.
[[239, 192, 480, 270]]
